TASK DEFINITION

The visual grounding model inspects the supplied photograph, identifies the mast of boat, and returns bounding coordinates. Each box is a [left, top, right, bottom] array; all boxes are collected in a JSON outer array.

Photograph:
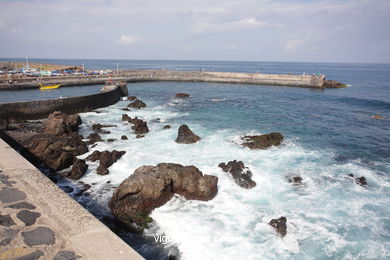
[[25, 56, 29, 69]]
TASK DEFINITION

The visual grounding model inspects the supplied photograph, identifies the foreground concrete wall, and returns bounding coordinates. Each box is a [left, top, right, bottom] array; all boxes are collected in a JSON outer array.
[[0, 85, 127, 120], [0, 137, 144, 260]]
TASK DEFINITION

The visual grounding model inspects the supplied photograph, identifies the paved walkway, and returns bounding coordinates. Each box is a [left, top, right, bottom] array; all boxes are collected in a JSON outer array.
[[0, 138, 144, 260]]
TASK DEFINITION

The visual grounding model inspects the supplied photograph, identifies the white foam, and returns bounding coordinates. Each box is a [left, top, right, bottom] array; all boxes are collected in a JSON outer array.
[[76, 98, 390, 260]]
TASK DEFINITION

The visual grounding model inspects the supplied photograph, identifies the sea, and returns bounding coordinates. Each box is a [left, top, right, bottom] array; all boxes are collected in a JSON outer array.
[[1, 59, 389, 259]]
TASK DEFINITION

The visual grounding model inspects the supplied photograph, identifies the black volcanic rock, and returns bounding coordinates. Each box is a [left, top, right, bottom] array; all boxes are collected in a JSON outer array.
[[242, 133, 283, 149], [218, 160, 256, 189], [128, 99, 146, 109], [175, 125, 200, 144], [269, 216, 287, 237]]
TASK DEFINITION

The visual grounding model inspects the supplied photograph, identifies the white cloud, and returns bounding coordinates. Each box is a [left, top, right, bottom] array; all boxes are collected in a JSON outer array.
[[117, 35, 143, 45], [285, 34, 313, 53], [192, 17, 268, 34]]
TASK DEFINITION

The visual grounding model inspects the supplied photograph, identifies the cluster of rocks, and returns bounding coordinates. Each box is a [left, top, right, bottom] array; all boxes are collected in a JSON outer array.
[[86, 150, 126, 175], [122, 114, 149, 136], [241, 132, 283, 149]]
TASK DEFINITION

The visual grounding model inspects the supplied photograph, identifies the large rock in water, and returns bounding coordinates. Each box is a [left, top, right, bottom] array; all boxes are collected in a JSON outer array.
[[175, 93, 190, 98], [62, 159, 88, 180], [241, 132, 283, 149], [109, 163, 218, 228], [175, 125, 201, 144], [127, 99, 146, 109], [323, 80, 346, 88], [86, 150, 125, 175], [269, 216, 287, 237], [131, 118, 149, 135], [42, 111, 81, 136], [218, 160, 256, 189], [24, 133, 88, 171]]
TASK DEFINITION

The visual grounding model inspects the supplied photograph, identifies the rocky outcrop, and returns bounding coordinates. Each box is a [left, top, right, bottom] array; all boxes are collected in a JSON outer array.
[[163, 125, 171, 129], [62, 159, 88, 180], [121, 135, 128, 140], [87, 133, 102, 145], [218, 160, 256, 189], [175, 93, 190, 98], [175, 125, 200, 144], [323, 80, 346, 88], [241, 132, 283, 149], [348, 174, 367, 186], [109, 163, 218, 228], [86, 150, 126, 175], [127, 96, 137, 101], [92, 123, 116, 134], [269, 216, 287, 237], [42, 111, 81, 136], [131, 118, 149, 135], [288, 176, 303, 184], [24, 133, 88, 171], [128, 99, 146, 109], [122, 114, 131, 122]]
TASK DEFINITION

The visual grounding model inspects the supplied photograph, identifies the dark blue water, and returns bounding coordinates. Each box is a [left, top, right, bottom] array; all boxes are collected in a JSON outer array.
[[1, 60, 389, 259]]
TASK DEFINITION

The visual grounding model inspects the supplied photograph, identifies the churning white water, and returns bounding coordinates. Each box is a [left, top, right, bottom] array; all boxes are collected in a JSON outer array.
[[73, 93, 389, 260]]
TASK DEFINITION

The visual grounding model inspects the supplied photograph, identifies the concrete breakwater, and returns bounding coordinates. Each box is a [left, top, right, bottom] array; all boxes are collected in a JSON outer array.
[[0, 84, 128, 120], [0, 70, 333, 90]]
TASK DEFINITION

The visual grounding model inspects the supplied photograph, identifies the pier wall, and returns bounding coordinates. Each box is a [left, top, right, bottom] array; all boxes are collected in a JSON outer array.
[[0, 84, 127, 120], [0, 70, 325, 90]]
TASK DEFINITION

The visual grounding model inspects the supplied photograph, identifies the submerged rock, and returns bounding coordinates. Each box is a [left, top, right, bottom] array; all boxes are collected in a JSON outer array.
[[87, 133, 102, 145], [86, 150, 126, 175], [122, 114, 132, 122], [128, 99, 146, 109], [269, 216, 287, 237], [163, 125, 171, 129], [62, 159, 88, 180], [175, 125, 201, 144], [175, 93, 190, 98], [348, 174, 367, 186], [127, 96, 137, 101], [288, 176, 303, 184], [42, 111, 81, 136], [92, 123, 116, 134], [218, 160, 256, 189], [241, 132, 283, 149], [109, 163, 218, 228], [121, 135, 128, 140]]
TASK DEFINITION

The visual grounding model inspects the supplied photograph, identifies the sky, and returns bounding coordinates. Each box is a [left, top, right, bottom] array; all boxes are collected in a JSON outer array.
[[0, 0, 389, 63]]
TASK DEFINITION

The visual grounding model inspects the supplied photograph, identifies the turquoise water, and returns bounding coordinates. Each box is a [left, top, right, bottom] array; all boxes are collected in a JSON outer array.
[[1, 60, 389, 259]]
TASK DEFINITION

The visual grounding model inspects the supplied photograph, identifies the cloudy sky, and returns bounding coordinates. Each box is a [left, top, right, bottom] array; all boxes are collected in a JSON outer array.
[[1, 0, 389, 63]]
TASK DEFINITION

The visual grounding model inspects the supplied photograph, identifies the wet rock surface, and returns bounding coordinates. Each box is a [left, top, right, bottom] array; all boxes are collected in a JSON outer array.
[[42, 111, 81, 136], [92, 123, 116, 134], [269, 216, 287, 237], [218, 160, 256, 189], [131, 118, 149, 135], [62, 159, 88, 180], [163, 125, 171, 129], [323, 80, 346, 88], [121, 135, 128, 140], [87, 133, 102, 144], [128, 99, 146, 109], [175, 93, 190, 98], [242, 132, 283, 149], [288, 176, 303, 184], [175, 125, 201, 144], [109, 163, 218, 228], [86, 150, 126, 175], [127, 96, 137, 101], [348, 174, 368, 186]]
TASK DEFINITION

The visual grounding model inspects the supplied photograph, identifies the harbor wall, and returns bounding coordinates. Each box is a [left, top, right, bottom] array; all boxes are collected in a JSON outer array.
[[0, 70, 325, 90], [0, 84, 128, 120]]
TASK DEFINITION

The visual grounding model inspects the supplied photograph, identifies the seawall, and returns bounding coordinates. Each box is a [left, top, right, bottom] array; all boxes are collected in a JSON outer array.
[[0, 70, 326, 90], [0, 137, 144, 259], [0, 84, 128, 120]]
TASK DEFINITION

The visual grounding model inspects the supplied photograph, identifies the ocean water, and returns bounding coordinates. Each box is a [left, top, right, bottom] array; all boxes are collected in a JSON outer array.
[[2, 60, 390, 259]]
